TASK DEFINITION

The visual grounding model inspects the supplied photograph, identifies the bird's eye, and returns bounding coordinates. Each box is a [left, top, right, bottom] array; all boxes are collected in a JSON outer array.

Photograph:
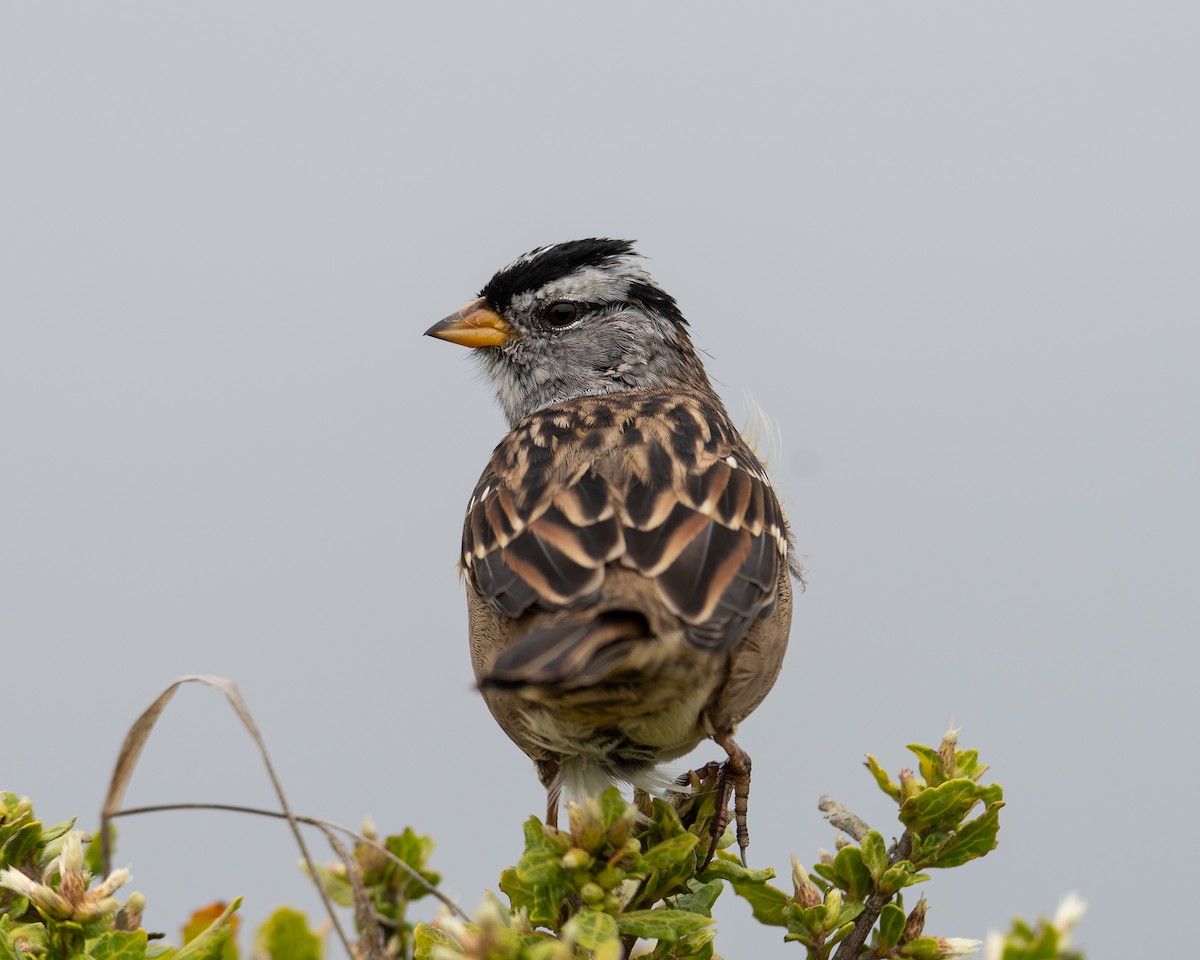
[[545, 301, 579, 327]]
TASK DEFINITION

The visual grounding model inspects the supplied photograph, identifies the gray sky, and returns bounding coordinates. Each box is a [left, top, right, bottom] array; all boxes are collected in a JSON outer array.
[[3, 3, 1196, 956]]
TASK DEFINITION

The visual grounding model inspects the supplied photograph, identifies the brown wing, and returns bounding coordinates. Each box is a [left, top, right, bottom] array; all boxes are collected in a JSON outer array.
[[461, 391, 791, 654]]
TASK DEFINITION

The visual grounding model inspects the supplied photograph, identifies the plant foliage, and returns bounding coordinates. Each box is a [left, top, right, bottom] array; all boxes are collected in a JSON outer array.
[[2, 730, 1085, 959]]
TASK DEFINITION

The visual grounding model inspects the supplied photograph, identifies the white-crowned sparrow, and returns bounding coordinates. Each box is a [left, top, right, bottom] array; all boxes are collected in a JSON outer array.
[[425, 239, 800, 862]]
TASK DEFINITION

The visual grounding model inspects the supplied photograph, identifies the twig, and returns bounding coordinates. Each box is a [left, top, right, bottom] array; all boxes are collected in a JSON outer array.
[[97, 675, 454, 959], [832, 829, 913, 960], [818, 796, 871, 842], [109, 801, 468, 920], [319, 825, 387, 958], [100, 677, 359, 957]]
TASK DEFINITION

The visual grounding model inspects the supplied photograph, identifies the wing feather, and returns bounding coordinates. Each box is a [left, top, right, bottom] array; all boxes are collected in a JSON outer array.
[[461, 391, 792, 654]]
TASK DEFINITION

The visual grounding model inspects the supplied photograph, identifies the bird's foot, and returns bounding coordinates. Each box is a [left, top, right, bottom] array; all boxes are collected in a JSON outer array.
[[706, 733, 752, 868]]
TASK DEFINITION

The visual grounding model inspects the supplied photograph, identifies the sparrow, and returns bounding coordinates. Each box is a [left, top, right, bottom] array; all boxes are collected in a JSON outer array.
[[425, 239, 799, 863]]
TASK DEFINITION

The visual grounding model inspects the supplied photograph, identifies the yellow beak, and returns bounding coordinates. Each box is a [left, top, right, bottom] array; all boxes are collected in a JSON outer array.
[[424, 298, 517, 348]]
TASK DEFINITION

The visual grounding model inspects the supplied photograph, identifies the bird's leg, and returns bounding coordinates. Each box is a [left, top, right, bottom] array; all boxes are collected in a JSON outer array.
[[633, 787, 653, 820], [711, 733, 752, 867]]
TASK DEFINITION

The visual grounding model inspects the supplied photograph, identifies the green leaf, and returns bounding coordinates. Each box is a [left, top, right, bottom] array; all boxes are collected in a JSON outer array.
[[827, 920, 857, 948], [699, 854, 775, 886], [4, 919, 46, 957], [831, 846, 872, 901], [642, 833, 699, 871], [899, 779, 999, 833], [84, 826, 116, 879], [517, 847, 566, 885], [40, 819, 76, 844], [88, 930, 150, 960], [180, 902, 239, 960], [531, 884, 564, 928], [652, 926, 716, 960], [726, 876, 789, 927], [641, 862, 701, 908], [897, 935, 948, 959], [787, 902, 831, 938], [668, 879, 723, 918], [254, 907, 320, 960], [834, 899, 865, 927], [929, 802, 1005, 868], [977, 783, 1002, 805], [0, 894, 29, 923], [498, 867, 530, 911], [386, 827, 428, 868], [590, 941, 625, 960], [522, 817, 548, 851], [0, 821, 42, 873], [384, 828, 442, 899], [998, 919, 1062, 960], [906, 744, 943, 785], [304, 862, 355, 908], [952, 749, 989, 783], [649, 799, 688, 839], [879, 862, 931, 895], [681, 937, 716, 960], [413, 921, 463, 959], [616, 909, 711, 942], [565, 910, 619, 950], [876, 902, 905, 951], [860, 830, 888, 884], [908, 831, 947, 866], [598, 788, 629, 833], [899, 779, 973, 831], [865, 755, 901, 801], [171, 898, 241, 960], [0, 916, 26, 960]]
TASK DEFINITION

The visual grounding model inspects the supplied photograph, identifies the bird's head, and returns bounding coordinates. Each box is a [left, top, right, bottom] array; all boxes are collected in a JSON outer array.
[[425, 239, 712, 425]]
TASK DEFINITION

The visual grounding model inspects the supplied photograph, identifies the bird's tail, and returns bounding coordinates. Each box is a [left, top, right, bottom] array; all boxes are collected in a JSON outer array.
[[480, 611, 651, 693]]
